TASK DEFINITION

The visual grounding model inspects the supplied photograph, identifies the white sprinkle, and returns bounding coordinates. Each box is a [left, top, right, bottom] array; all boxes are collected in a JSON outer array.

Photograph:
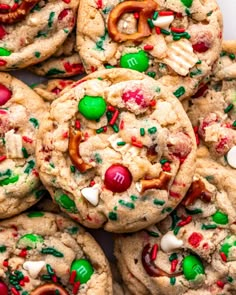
[[81, 184, 100, 206], [23, 261, 45, 279], [160, 232, 183, 253], [152, 15, 174, 29], [227, 146, 236, 168]]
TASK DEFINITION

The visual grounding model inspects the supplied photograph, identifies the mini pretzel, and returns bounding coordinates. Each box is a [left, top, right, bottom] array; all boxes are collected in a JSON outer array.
[[138, 171, 172, 193], [108, 0, 158, 43], [31, 283, 69, 295], [0, 0, 40, 24], [68, 127, 92, 173], [182, 179, 212, 206], [142, 244, 182, 277]]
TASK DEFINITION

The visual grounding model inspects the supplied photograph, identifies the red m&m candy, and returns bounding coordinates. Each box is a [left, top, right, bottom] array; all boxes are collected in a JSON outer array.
[[0, 281, 8, 295], [0, 83, 12, 106], [104, 164, 132, 193]]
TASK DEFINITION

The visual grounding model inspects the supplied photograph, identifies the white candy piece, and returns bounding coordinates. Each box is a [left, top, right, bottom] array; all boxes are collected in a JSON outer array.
[[5, 130, 23, 159], [227, 146, 236, 168], [81, 184, 100, 206], [152, 15, 174, 29], [23, 261, 45, 279], [160, 232, 183, 253]]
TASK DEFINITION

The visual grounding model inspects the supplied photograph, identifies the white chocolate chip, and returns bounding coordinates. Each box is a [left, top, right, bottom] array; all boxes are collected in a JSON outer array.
[[5, 130, 23, 159], [227, 146, 236, 168], [23, 261, 45, 279], [153, 15, 174, 29], [81, 184, 100, 206], [160, 232, 183, 253], [135, 182, 142, 193]]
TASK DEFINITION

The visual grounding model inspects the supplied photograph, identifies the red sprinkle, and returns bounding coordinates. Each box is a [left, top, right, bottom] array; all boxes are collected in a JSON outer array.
[[171, 27, 185, 33], [0, 59, 7, 66], [90, 180, 95, 187], [11, 287, 20, 295], [103, 126, 107, 132], [188, 232, 203, 248], [134, 12, 139, 19], [69, 270, 77, 284], [96, 0, 103, 9], [62, 131, 68, 139], [52, 275, 57, 283], [75, 120, 81, 129], [216, 280, 225, 289], [3, 260, 8, 267], [108, 105, 115, 112], [11, 3, 18, 11], [0, 155, 6, 162], [19, 249, 27, 258], [159, 11, 174, 16], [155, 27, 161, 34], [220, 252, 227, 262], [73, 282, 81, 294], [23, 276, 30, 283], [109, 109, 119, 125], [63, 61, 72, 72], [171, 259, 178, 272], [19, 280, 25, 287], [132, 141, 143, 148], [149, 99, 156, 107], [32, 169, 39, 177], [192, 83, 208, 98], [192, 42, 209, 53], [169, 191, 181, 198], [22, 136, 33, 144], [178, 216, 192, 227], [144, 44, 154, 51], [162, 162, 171, 172], [62, 0, 71, 3], [0, 4, 10, 10], [0, 25, 6, 40], [150, 244, 158, 261]]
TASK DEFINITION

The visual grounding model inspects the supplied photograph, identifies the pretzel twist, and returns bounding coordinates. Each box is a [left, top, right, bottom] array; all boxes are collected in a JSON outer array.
[[0, 0, 40, 24], [108, 0, 158, 43], [138, 171, 172, 193], [31, 283, 69, 295], [68, 127, 92, 173]]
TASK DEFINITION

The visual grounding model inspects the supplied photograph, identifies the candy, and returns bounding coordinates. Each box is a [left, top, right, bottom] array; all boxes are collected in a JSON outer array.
[[160, 232, 183, 252], [0, 47, 11, 56], [0, 281, 8, 295], [55, 194, 77, 213], [152, 15, 174, 29], [226, 146, 236, 168], [192, 42, 209, 53], [183, 255, 204, 280], [18, 234, 44, 249], [81, 184, 100, 206], [180, 0, 193, 8], [120, 51, 149, 72], [70, 259, 94, 284], [212, 211, 228, 225], [0, 83, 12, 105], [104, 164, 132, 193], [78, 95, 106, 120], [23, 261, 45, 278]]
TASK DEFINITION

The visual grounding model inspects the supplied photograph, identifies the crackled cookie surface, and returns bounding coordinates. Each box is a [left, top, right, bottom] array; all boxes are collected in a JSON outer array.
[[77, 0, 222, 100], [30, 31, 85, 77], [0, 0, 79, 70], [0, 212, 112, 294], [114, 157, 236, 295], [0, 73, 48, 218], [186, 41, 236, 167], [36, 69, 196, 232]]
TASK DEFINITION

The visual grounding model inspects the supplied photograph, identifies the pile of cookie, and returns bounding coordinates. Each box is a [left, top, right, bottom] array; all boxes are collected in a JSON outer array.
[[0, 0, 235, 294]]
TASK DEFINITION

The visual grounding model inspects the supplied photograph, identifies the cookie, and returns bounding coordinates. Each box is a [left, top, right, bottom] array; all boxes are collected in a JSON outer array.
[[30, 31, 85, 77], [0, 212, 112, 294], [0, 0, 79, 70], [36, 68, 197, 232], [0, 72, 48, 218], [77, 0, 222, 100], [114, 157, 236, 295], [186, 40, 236, 166]]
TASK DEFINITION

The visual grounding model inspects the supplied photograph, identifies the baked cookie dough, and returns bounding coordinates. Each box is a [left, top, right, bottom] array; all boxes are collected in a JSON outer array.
[[0, 0, 79, 70], [0, 212, 112, 294], [114, 157, 236, 294], [186, 41, 236, 167], [77, 0, 222, 100], [0, 73, 48, 218], [30, 31, 85, 77], [36, 68, 196, 232]]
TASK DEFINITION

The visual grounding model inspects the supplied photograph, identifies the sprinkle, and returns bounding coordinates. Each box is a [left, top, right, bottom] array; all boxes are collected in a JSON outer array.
[[108, 211, 117, 221], [118, 200, 135, 209], [171, 259, 178, 272], [146, 230, 159, 237], [108, 105, 115, 112], [162, 162, 171, 172], [19, 249, 27, 258], [96, 127, 104, 134], [153, 11, 158, 20], [171, 27, 185, 33], [29, 118, 39, 128], [155, 27, 161, 34], [147, 71, 156, 78], [144, 44, 154, 51], [21, 147, 29, 158], [41, 247, 64, 257], [0, 245, 6, 252], [69, 270, 77, 284], [0, 155, 6, 162], [109, 109, 119, 125], [216, 280, 225, 289], [173, 86, 186, 98], [48, 11, 55, 27], [147, 18, 154, 29], [150, 244, 158, 261], [96, 0, 103, 9], [220, 252, 227, 262], [148, 126, 157, 134], [159, 11, 174, 16], [153, 199, 165, 206], [131, 141, 143, 148], [178, 216, 192, 227], [232, 120, 236, 128], [229, 53, 235, 60], [70, 165, 76, 173], [227, 276, 233, 283], [169, 253, 178, 262], [112, 124, 119, 133], [117, 141, 126, 146], [134, 12, 139, 19], [170, 277, 176, 285], [160, 28, 170, 35], [22, 136, 33, 143], [224, 103, 234, 113], [201, 224, 217, 230], [73, 282, 81, 294], [75, 120, 80, 129], [3, 260, 8, 267], [185, 208, 203, 215], [140, 128, 145, 136], [11, 288, 20, 295]]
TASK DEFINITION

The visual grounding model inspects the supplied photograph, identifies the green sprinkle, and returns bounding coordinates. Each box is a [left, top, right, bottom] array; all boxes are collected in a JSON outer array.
[[95, 31, 107, 51], [224, 103, 234, 113], [36, 31, 48, 38], [0, 245, 6, 252], [205, 175, 214, 182], [160, 29, 170, 35], [207, 10, 213, 16], [48, 11, 55, 28], [170, 277, 176, 285], [169, 253, 178, 262], [171, 211, 180, 229], [201, 224, 217, 230], [220, 51, 227, 57], [130, 195, 138, 201], [0, 175, 19, 186], [34, 51, 41, 58], [227, 276, 233, 283], [148, 126, 157, 134], [29, 117, 39, 128], [112, 124, 119, 133], [108, 211, 117, 221], [155, 87, 161, 93], [185, 208, 203, 215], [147, 18, 154, 29], [153, 199, 165, 206], [41, 247, 64, 257], [153, 11, 158, 20], [190, 69, 202, 77], [35, 189, 47, 199], [46, 264, 54, 275], [229, 53, 235, 60], [0, 168, 12, 179], [232, 120, 236, 128], [94, 153, 102, 164], [173, 226, 181, 235], [173, 35, 181, 41], [102, 7, 112, 14], [55, 290, 60, 295], [67, 226, 79, 234], [63, 28, 69, 34], [105, 64, 115, 69], [147, 71, 156, 78], [173, 86, 185, 98], [27, 212, 44, 218], [21, 147, 29, 158], [181, 0, 193, 8], [24, 160, 35, 174], [185, 8, 191, 16], [161, 207, 172, 213], [160, 159, 168, 164], [118, 200, 135, 209], [140, 128, 145, 136], [146, 230, 159, 237], [196, 60, 202, 64], [96, 127, 104, 134], [46, 68, 66, 76], [70, 165, 76, 173], [0, 47, 11, 56], [117, 141, 126, 146], [22, 292, 29, 295]]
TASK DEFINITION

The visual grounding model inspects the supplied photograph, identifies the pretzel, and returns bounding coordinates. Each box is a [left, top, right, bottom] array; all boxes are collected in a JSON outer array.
[[137, 171, 172, 193], [142, 243, 182, 277], [108, 0, 158, 43], [182, 179, 212, 206], [0, 0, 40, 24], [31, 283, 69, 295], [68, 127, 92, 173]]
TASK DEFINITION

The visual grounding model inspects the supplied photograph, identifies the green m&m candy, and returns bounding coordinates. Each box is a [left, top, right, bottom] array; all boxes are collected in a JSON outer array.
[[55, 194, 77, 213], [70, 259, 94, 284], [212, 211, 228, 225], [78, 95, 106, 120], [17, 234, 44, 249], [180, 0, 193, 8], [120, 50, 149, 72], [183, 255, 205, 280]]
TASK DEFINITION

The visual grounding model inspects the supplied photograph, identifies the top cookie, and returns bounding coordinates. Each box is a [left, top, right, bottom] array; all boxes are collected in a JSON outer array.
[[36, 68, 196, 233], [77, 0, 222, 100], [0, 0, 79, 70], [0, 72, 47, 218]]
